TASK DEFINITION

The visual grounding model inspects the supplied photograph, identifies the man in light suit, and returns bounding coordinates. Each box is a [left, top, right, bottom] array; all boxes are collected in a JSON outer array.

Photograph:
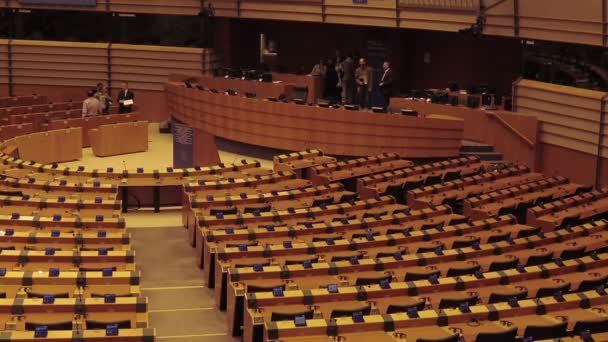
[[117, 82, 135, 114], [379, 62, 393, 112]]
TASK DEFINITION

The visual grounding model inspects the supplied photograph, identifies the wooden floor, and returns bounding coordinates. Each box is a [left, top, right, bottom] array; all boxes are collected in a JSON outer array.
[[58, 123, 253, 341]]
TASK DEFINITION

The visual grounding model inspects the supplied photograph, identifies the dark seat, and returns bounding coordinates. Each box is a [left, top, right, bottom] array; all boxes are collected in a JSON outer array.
[[535, 283, 571, 298], [79, 266, 117, 272], [442, 170, 461, 183], [516, 200, 535, 223], [351, 232, 380, 239], [526, 252, 554, 266], [417, 243, 445, 253], [270, 309, 314, 322], [284, 257, 319, 265], [446, 264, 481, 277], [404, 270, 441, 281], [355, 275, 392, 286], [26, 321, 73, 331], [312, 198, 333, 207], [243, 205, 271, 214], [442, 196, 462, 214], [451, 237, 481, 249], [420, 223, 444, 231], [488, 289, 528, 304], [523, 321, 567, 340], [560, 246, 586, 260], [534, 194, 553, 206], [498, 206, 517, 218], [573, 318, 608, 335], [0, 292, 5, 298], [448, 217, 469, 226], [331, 254, 363, 262], [417, 334, 460, 342], [517, 226, 541, 238], [27, 292, 70, 298], [86, 320, 132, 329], [330, 305, 371, 318], [424, 174, 443, 187], [376, 249, 407, 259], [576, 275, 608, 292], [487, 232, 511, 243], [234, 261, 270, 268], [474, 327, 518, 342], [384, 184, 405, 204], [362, 211, 387, 219], [403, 180, 424, 192], [438, 295, 478, 309], [488, 257, 519, 272], [339, 193, 358, 203], [247, 284, 285, 294], [209, 207, 237, 216], [91, 293, 135, 297], [559, 214, 581, 230], [386, 300, 426, 314]]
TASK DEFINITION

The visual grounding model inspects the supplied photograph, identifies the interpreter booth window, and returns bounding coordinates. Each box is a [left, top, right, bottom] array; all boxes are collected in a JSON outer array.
[[522, 40, 608, 92], [260, 34, 278, 70], [5, 9, 204, 48]]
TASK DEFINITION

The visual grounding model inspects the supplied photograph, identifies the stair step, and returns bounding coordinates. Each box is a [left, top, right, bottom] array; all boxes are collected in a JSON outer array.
[[460, 151, 504, 161], [460, 142, 495, 153]]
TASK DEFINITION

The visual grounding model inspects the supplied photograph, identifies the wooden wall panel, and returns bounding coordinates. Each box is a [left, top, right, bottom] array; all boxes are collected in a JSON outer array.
[[517, 0, 604, 46], [208, 0, 239, 17], [167, 79, 464, 157], [111, 44, 204, 91], [483, 0, 515, 37], [325, 0, 396, 28], [108, 0, 200, 15], [11, 40, 108, 88], [2, 0, 108, 11], [240, 1, 322, 22], [390, 97, 538, 169], [538, 143, 598, 186], [0, 40, 8, 91], [398, 0, 479, 32], [514, 79, 606, 157]]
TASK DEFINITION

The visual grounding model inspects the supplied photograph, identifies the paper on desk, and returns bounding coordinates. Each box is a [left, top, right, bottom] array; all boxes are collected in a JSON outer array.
[[123, 99, 134, 106]]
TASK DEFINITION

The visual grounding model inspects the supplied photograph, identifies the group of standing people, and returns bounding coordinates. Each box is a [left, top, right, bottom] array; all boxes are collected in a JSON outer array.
[[82, 82, 135, 117], [312, 50, 393, 110]]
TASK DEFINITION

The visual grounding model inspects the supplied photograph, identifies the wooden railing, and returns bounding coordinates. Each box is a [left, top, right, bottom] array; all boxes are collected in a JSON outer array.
[[485, 111, 534, 148]]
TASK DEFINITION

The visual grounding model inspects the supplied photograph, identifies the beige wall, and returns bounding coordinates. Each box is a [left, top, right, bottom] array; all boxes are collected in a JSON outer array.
[[1, 40, 218, 122]]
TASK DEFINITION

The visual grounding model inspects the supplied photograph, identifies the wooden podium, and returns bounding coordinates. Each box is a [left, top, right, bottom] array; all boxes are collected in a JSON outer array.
[[89, 121, 149, 157]]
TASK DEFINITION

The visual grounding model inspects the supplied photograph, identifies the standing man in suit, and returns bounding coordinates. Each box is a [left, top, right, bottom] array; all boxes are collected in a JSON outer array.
[[117, 82, 135, 114], [379, 62, 393, 112], [355, 58, 373, 109], [340, 53, 355, 105]]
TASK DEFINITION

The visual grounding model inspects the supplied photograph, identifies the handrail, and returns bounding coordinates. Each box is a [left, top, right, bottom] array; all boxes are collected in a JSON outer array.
[[485, 111, 535, 148]]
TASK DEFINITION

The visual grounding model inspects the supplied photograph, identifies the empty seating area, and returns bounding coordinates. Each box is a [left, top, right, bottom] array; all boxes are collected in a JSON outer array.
[[0, 96, 153, 340], [181, 150, 608, 342], [1, 93, 608, 341]]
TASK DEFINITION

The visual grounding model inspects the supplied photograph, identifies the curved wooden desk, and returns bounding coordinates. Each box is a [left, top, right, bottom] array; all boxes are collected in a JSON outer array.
[[166, 81, 464, 158]]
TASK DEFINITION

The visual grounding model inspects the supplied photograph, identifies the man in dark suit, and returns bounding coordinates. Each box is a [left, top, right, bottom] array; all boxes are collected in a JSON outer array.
[[379, 62, 393, 112], [117, 82, 135, 114]]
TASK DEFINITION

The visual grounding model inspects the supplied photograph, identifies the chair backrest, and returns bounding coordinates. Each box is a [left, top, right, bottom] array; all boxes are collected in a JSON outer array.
[[26, 321, 73, 331], [386, 300, 426, 314], [438, 294, 479, 309], [417, 334, 460, 342], [355, 275, 392, 286], [86, 320, 132, 329], [573, 318, 608, 334], [330, 305, 371, 318], [475, 327, 518, 342], [523, 321, 567, 340], [270, 309, 314, 322], [404, 270, 441, 281]]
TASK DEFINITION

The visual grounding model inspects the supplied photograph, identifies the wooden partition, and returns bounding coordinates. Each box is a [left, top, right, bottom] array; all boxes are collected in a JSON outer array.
[[0, 39, 8, 95], [513, 79, 608, 187], [324, 0, 396, 27], [240, 0, 322, 22], [11, 40, 109, 88], [9, 128, 83, 164], [391, 97, 538, 169], [398, 0, 479, 32], [1, 0, 608, 47], [166, 79, 464, 157], [1, 40, 217, 122]]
